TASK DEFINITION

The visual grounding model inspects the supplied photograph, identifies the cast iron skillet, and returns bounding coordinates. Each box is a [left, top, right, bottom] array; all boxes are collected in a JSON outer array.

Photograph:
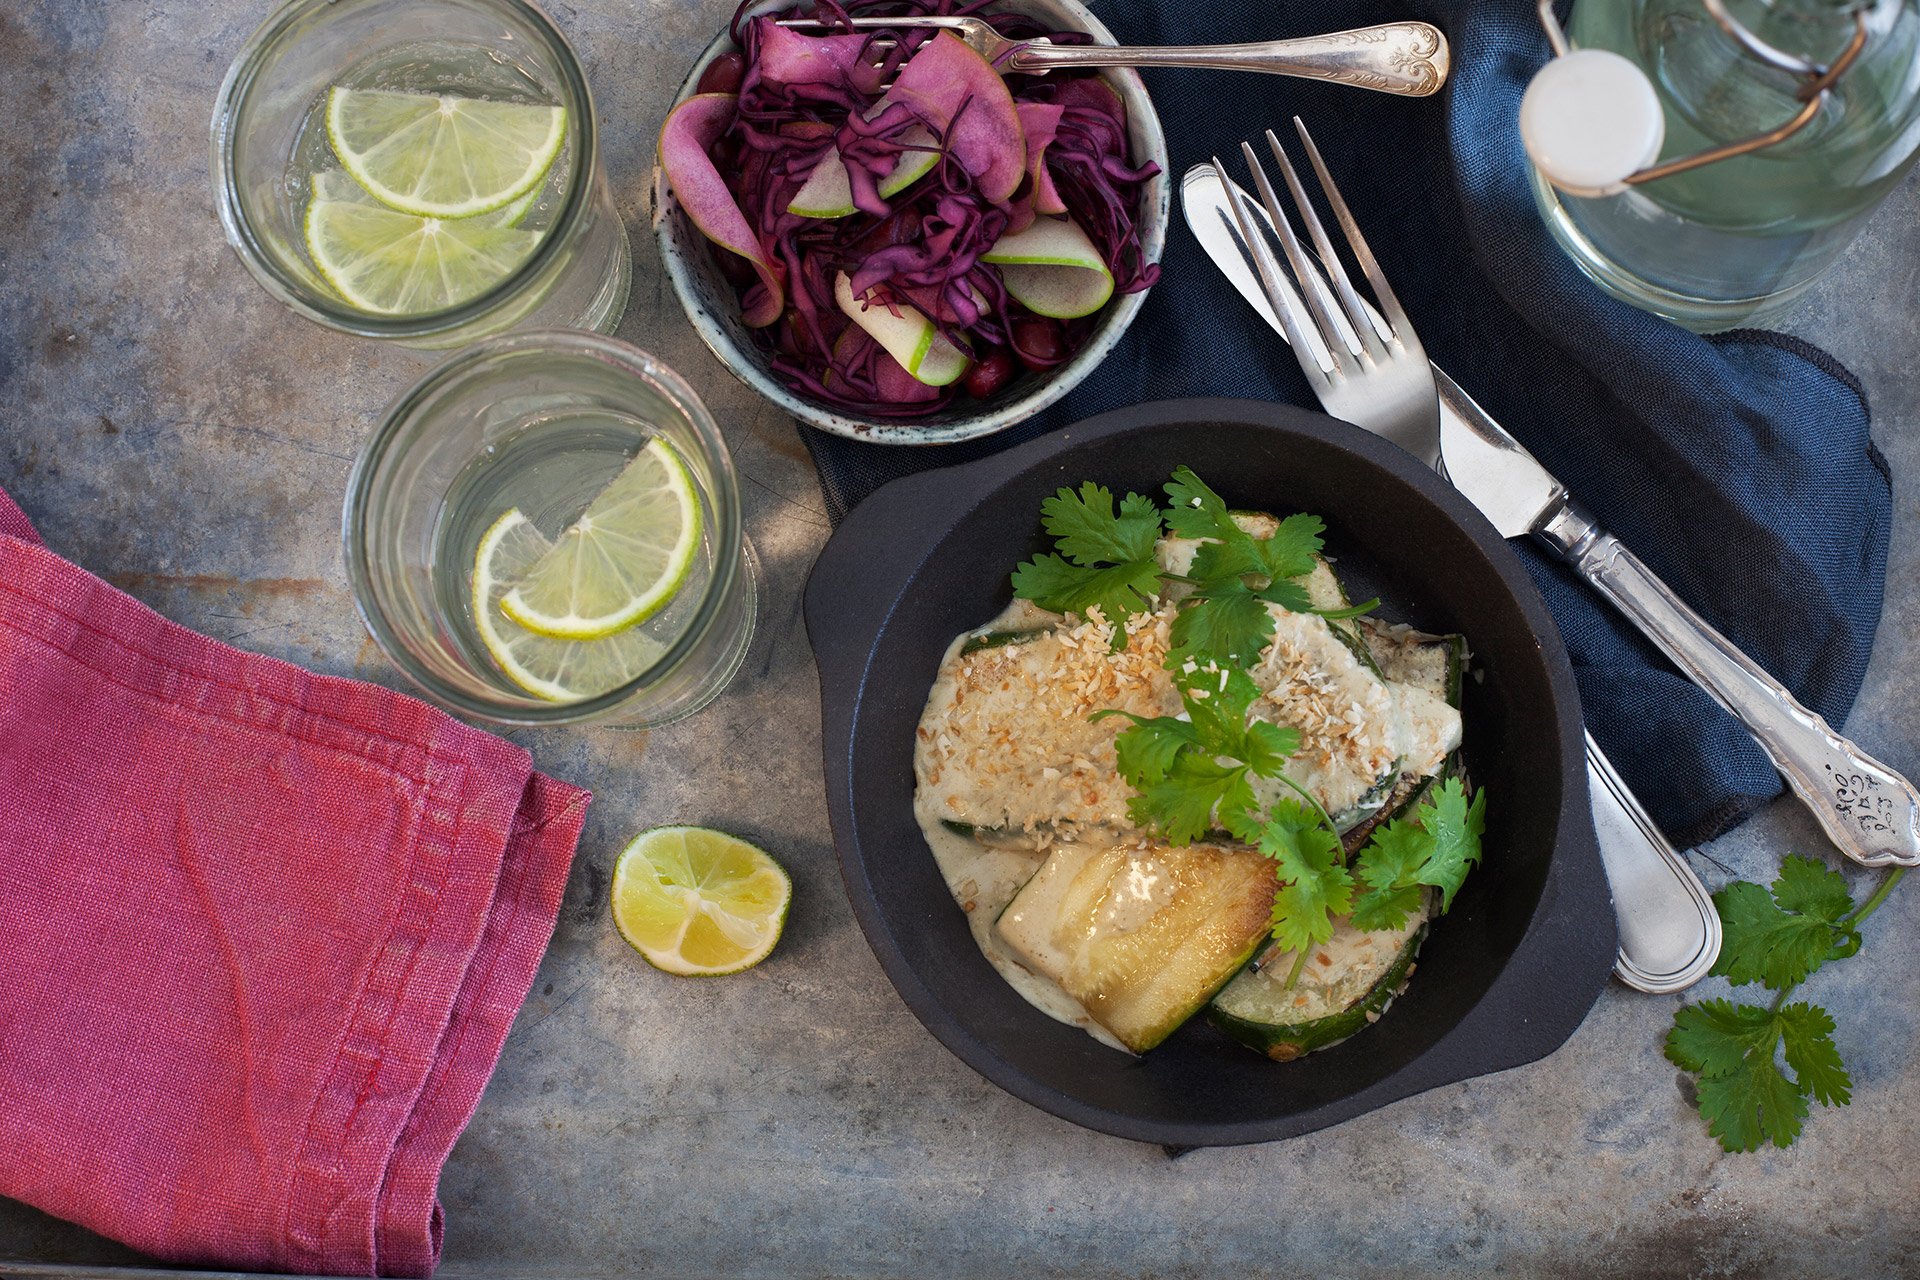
[[804, 399, 1615, 1147]]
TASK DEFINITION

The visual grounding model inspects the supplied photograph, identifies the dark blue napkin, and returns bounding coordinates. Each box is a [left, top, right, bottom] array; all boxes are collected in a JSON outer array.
[[798, 0, 1893, 850]]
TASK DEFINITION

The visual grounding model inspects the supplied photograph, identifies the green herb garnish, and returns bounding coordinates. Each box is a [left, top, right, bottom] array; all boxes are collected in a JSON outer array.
[[1666, 856, 1901, 1152], [1253, 798, 1352, 955], [1009, 482, 1163, 649], [1163, 467, 1329, 671], [1094, 667, 1299, 847], [1349, 778, 1487, 930]]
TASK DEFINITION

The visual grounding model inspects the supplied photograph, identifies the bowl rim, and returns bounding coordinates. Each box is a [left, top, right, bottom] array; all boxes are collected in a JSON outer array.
[[649, 0, 1172, 446], [803, 397, 1617, 1146]]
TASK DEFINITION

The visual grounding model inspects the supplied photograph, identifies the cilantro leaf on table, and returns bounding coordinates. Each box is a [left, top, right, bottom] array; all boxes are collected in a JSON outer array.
[[1711, 855, 1860, 990], [1346, 778, 1487, 930], [1694, 1044, 1811, 1153], [1666, 998, 1778, 1078], [1777, 1002, 1851, 1108], [1096, 667, 1300, 846], [1666, 856, 1899, 1153], [1256, 798, 1354, 954], [1010, 483, 1164, 647]]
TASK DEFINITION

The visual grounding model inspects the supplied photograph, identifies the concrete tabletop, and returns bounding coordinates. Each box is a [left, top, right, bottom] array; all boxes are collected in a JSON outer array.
[[4, 1, 1918, 1276]]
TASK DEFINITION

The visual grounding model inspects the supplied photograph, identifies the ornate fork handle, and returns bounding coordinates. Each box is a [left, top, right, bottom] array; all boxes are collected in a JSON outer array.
[[1536, 502, 1920, 868], [1008, 22, 1451, 97]]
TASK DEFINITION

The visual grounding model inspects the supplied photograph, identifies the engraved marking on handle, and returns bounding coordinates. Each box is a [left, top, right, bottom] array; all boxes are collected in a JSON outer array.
[[1567, 530, 1920, 869]]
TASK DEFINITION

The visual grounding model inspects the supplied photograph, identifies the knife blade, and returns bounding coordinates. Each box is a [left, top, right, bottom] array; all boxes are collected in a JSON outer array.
[[1182, 162, 1721, 993], [1183, 161, 1920, 872]]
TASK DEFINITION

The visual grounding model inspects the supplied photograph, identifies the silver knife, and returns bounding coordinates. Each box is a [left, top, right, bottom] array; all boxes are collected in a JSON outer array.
[[1185, 163, 1722, 993]]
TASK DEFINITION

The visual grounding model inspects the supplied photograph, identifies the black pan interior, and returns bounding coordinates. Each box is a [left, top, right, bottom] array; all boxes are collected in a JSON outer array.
[[808, 400, 1611, 1145]]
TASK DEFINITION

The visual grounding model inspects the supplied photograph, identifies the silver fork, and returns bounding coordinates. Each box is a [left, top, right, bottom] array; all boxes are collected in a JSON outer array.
[[1213, 126, 1440, 468], [774, 15, 1450, 97], [1215, 120, 1722, 993]]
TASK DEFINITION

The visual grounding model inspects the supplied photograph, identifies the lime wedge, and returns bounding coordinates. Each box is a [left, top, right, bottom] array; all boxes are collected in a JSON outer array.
[[471, 509, 667, 702], [611, 827, 791, 976], [499, 439, 703, 640], [304, 190, 541, 314], [327, 87, 567, 219]]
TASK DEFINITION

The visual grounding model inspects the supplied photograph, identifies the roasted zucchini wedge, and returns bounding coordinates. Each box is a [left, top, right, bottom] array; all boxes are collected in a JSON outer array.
[[995, 836, 1275, 1053], [1209, 914, 1429, 1061]]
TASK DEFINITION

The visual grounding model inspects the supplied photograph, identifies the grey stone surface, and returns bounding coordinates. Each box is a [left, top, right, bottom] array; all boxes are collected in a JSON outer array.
[[2, 1, 1917, 1276]]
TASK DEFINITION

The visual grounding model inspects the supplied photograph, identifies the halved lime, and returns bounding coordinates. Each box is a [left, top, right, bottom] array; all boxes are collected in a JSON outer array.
[[499, 439, 703, 640], [304, 187, 541, 314], [327, 87, 567, 219], [611, 827, 792, 976], [471, 509, 666, 702]]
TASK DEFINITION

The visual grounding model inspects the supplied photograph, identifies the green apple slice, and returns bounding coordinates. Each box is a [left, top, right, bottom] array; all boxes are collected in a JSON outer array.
[[983, 216, 1115, 319], [833, 271, 969, 387], [787, 126, 941, 218]]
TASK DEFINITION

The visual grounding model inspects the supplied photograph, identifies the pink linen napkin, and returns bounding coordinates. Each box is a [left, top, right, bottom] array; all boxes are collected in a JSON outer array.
[[0, 487, 589, 1276]]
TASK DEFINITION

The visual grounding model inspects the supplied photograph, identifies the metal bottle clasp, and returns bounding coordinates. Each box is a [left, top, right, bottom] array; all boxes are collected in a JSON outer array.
[[1534, 0, 1872, 186]]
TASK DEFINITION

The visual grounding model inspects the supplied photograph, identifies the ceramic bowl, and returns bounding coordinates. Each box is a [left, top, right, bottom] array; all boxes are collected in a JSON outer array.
[[804, 399, 1617, 1146], [649, 0, 1170, 445]]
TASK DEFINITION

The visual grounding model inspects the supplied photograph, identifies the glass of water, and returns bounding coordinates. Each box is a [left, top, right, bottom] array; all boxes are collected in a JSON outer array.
[[212, 0, 630, 347], [344, 332, 758, 727]]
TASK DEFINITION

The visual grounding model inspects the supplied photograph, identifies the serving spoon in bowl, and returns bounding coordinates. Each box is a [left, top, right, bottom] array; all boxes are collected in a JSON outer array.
[[774, 15, 1451, 97]]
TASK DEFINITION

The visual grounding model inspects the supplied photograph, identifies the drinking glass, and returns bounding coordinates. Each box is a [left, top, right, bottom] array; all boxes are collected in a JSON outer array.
[[212, 0, 630, 347], [344, 332, 757, 727]]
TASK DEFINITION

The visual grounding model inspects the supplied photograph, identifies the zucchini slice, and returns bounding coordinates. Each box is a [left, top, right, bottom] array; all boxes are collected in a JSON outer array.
[[1209, 915, 1429, 1061], [995, 837, 1275, 1053]]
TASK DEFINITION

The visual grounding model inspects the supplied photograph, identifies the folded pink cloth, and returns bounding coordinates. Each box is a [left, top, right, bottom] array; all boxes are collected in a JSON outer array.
[[0, 487, 589, 1276]]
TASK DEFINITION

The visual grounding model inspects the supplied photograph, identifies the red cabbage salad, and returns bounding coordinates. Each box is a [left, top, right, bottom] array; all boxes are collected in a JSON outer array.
[[659, 0, 1162, 418]]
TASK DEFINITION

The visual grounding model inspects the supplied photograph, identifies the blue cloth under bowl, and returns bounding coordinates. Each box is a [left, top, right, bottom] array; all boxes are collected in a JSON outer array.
[[799, 0, 1893, 850]]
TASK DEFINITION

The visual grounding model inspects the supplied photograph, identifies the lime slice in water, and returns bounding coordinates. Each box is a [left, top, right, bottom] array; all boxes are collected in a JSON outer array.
[[499, 439, 703, 641], [312, 166, 540, 227], [611, 826, 792, 976], [472, 508, 667, 702], [304, 190, 541, 315], [327, 87, 567, 219]]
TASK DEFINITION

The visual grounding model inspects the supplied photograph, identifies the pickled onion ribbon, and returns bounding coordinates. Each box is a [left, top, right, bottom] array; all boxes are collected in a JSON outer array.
[[658, 92, 786, 327]]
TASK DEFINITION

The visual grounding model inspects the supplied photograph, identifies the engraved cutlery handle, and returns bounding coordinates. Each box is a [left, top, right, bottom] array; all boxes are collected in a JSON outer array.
[[1010, 22, 1451, 97], [1538, 503, 1920, 868]]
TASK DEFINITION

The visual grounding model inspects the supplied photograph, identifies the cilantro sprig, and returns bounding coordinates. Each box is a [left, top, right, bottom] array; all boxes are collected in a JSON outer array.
[[1010, 482, 1164, 650], [1092, 667, 1298, 847], [1009, 467, 1375, 669], [1163, 467, 1328, 670], [1666, 856, 1903, 1152]]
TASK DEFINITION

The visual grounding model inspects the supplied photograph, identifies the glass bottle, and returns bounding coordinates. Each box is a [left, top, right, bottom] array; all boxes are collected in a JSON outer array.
[[1530, 0, 1920, 331]]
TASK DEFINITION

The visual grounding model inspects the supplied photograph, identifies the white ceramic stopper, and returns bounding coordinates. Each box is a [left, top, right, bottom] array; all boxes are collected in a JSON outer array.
[[1521, 49, 1666, 197]]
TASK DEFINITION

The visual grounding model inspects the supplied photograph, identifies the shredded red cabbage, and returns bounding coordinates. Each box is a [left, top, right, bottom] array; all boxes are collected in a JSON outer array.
[[677, 0, 1162, 419]]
